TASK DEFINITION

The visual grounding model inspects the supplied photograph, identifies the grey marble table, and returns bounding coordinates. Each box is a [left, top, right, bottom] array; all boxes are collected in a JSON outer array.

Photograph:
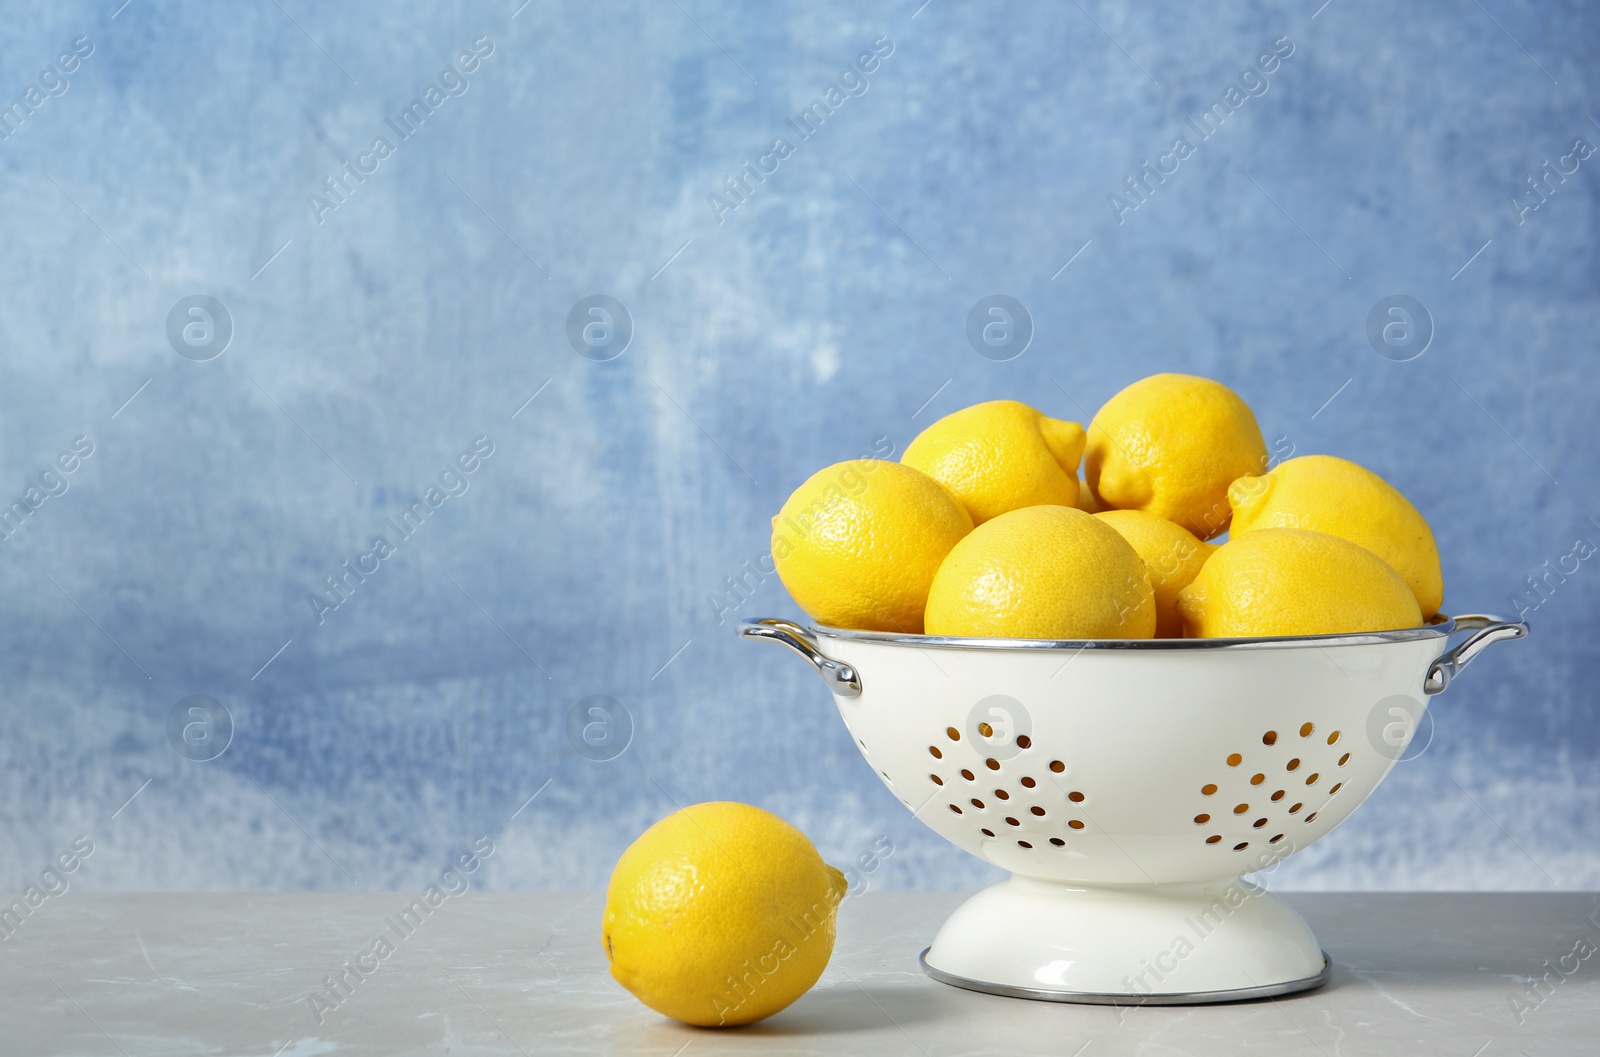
[[2, 892, 1596, 1056]]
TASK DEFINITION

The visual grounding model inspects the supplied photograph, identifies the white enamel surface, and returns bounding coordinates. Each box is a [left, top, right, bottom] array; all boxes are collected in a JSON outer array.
[[812, 629, 1448, 997], [820, 632, 1443, 885], [923, 876, 1325, 996]]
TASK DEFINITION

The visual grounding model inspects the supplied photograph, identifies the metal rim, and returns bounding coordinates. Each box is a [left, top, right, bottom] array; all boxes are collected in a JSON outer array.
[[918, 948, 1332, 1005], [812, 616, 1457, 653]]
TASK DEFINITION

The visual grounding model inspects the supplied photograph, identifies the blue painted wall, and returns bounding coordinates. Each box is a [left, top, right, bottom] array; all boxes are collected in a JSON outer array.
[[2, 0, 1596, 895]]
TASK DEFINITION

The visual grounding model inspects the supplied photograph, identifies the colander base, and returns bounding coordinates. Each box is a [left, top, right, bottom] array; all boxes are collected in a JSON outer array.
[[919, 876, 1329, 1001], [919, 948, 1332, 1005]]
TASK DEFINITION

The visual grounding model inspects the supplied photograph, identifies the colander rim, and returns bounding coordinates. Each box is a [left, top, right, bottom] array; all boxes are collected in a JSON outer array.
[[809, 614, 1458, 651]]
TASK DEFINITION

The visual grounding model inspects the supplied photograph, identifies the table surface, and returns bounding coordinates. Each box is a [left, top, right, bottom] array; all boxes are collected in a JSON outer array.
[[3, 891, 1597, 1056]]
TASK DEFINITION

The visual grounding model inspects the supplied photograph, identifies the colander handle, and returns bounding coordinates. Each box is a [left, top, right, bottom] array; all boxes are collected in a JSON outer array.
[[1423, 613, 1528, 695], [739, 619, 862, 698]]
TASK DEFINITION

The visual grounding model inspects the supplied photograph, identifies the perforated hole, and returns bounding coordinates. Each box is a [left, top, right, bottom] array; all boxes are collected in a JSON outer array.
[[1049, 760, 1065, 773], [947, 727, 960, 741], [961, 769, 975, 781], [1049, 837, 1066, 847], [1068, 791, 1085, 803], [1200, 720, 1352, 849], [1068, 819, 1085, 830], [1305, 811, 1319, 823], [1004, 816, 1020, 827], [981, 828, 995, 837], [929, 746, 942, 759], [930, 774, 943, 786], [1020, 776, 1037, 788], [1016, 735, 1032, 749], [985, 758, 1001, 771], [949, 804, 962, 814], [971, 798, 985, 809], [994, 789, 1010, 800], [978, 722, 993, 737], [1017, 840, 1032, 849], [1270, 833, 1285, 843], [1030, 806, 1046, 817], [1234, 841, 1250, 851]]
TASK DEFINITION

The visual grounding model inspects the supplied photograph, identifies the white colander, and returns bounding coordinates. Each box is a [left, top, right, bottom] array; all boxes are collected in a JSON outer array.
[[742, 613, 1526, 1003]]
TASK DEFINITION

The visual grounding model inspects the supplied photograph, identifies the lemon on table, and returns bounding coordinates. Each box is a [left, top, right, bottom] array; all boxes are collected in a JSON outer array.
[[1094, 509, 1215, 638], [1227, 454, 1444, 618], [1085, 374, 1267, 540], [925, 505, 1157, 639], [901, 400, 1086, 525], [1176, 527, 1422, 638], [773, 459, 972, 633], [603, 802, 847, 1027]]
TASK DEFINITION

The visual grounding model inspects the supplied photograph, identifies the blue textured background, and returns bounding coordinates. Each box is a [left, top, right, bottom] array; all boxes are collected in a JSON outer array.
[[1, 0, 1596, 895]]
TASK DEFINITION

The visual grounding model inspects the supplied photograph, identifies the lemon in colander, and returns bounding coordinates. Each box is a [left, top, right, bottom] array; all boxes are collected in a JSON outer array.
[[925, 505, 1157, 640], [1227, 454, 1444, 618], [1094, 509, 1215, 638], [772, 459, 972, 633], [901, 399, 1086, 525], [1177, 527, 1422, 638], [1085, 373, 1268, 540]]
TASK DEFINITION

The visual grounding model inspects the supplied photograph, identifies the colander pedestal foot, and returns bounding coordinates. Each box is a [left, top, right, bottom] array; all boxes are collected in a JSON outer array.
[[920, 876, 1330, 1004]]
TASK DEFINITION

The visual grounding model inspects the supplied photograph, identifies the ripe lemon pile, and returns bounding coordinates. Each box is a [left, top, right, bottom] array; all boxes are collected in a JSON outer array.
[[773, 374, 1441, 639]]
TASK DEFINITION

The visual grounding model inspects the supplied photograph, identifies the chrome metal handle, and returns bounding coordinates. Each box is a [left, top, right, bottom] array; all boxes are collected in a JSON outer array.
[[739, 619, 862, 698], [1423, 614, 1528, 695]]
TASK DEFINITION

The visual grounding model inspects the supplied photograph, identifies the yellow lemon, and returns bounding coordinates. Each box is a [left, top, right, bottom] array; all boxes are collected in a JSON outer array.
[[1094, 509, 1215, 638], [1227, 454, 1444, 618], [901, 400, 1086, 525], [603, 802, 847, 1027], [1085, 374, 1267, 539], [1176, 528, 1423, 638], [925, 505, 1156, 639], [773, 460, 972, 632]]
